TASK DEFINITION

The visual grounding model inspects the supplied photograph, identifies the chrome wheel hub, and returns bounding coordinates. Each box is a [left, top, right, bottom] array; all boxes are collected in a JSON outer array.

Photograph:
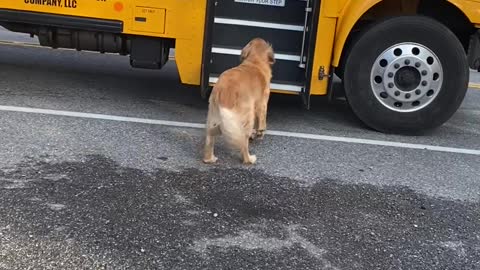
[[371, 43, 443, 112]]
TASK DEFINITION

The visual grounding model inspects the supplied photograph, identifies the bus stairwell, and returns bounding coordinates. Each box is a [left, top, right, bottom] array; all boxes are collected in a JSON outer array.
[[201, 0, 319, 107]]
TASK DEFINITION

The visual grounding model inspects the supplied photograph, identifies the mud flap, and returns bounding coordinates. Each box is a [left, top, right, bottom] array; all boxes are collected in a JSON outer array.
[[468, 30, 480, 72]]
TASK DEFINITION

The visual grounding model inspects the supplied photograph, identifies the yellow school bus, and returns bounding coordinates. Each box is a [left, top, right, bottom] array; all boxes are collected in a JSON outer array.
[[1, 0, 479, 133]]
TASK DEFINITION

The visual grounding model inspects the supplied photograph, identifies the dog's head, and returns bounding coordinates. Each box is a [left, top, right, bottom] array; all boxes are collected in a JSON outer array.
[[240, 38, 275, 65]]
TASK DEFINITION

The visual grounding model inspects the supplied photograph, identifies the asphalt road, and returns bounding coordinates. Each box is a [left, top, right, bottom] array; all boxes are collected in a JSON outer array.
[[0, 28, 479, 269]]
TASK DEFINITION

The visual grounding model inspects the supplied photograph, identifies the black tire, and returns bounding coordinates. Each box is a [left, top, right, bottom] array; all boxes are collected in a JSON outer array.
[[343, 15, 469, 134]]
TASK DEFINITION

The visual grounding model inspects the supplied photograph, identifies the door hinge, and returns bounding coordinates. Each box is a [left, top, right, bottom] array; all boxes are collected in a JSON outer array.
[[318, 66, 331, 80]]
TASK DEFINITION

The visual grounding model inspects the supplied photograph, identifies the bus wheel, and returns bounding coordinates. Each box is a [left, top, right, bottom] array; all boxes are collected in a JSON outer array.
[[343, 16, 469, 134]]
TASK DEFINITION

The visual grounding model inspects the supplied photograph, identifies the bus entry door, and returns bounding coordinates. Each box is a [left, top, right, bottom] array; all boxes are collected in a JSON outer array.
[[201, 0, 319, 107]]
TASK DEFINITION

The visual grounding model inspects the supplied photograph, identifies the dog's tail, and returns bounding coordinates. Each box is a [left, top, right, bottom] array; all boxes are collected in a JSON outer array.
[[218, 107, 245, 149]]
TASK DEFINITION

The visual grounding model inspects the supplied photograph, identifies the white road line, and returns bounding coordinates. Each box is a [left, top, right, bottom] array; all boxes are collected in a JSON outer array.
[[267, 130, 480, 156], [0, 105, 205, 129], [0, 105, 479, 156]]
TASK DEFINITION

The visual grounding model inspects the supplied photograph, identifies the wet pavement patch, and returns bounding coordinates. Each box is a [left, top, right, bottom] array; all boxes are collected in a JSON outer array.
[[0, 155, 479, 269]]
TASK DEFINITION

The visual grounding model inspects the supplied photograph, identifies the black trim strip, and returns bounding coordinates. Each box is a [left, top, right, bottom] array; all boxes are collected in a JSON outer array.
[[303, 0, 322, 109], [0, 9, 123, 33], [215, 0, 307, 25], [212, 23, 304, 55], [200, 0, 216, 99]]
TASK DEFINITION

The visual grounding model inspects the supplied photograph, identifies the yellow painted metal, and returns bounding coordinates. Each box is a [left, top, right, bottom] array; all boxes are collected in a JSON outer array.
[[132, 7, 166, 34], [1, 0, 207, 86], [307, 0, 480, 95], [322, 0, 348, 18], [308, 9, 337, 95], [330, 0, 480, 68], [331, 0, 381, 68], [448, 0, 480, 23]]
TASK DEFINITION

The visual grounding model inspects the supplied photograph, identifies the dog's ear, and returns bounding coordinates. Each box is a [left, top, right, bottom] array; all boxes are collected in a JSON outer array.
[[267, 45, 275, 65], [240, 42, 252, 62]]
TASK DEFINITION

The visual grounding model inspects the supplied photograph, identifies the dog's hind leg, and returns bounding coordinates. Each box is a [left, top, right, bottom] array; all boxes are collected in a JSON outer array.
[[250, 116, 259, 140], [240, 137, 256, 164], [240, 113, 256, 164], [203, 104, 222, 164], [203, 124, 221, 163]]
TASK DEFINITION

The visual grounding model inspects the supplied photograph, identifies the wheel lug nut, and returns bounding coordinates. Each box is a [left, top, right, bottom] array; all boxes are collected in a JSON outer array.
[[405, 59, 410, 65], [405, 93, 411, 99], [421, 81, 428, 86], [394, 64, 400, 69], [415, 62, 421, 68], [415, 89, 421, 95], [388, 72, 394, 78], [380, 92, 388, 98], [388, 83, 394, 88], [421, 70, 427, 76], [394, 91, 400, 96]]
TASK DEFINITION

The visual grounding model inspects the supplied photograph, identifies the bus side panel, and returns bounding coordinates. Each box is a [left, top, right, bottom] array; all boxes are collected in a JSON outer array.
[[331, 0, 480, 67], [330, 0, 381, 68], [163, 1, 207, 86], [125, 0, 207, 86], [447, 0, 480, 25], [0, 0, 208, 86], [1, 1, 123, 22], [309, 15, 337, 96]]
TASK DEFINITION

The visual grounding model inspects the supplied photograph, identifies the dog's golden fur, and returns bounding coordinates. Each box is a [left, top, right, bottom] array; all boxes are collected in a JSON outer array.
[[203, 38, 275, 164]]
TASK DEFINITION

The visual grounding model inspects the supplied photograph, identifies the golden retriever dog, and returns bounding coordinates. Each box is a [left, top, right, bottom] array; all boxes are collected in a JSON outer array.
[[203, 38, 275, 164]]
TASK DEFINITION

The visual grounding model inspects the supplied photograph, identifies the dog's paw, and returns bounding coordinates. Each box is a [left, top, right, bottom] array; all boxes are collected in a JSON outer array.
[[249, 129, 257, 140], [203, 155, 218, 164], [243, 155, 257, 165], [256, 130, 266, 140]]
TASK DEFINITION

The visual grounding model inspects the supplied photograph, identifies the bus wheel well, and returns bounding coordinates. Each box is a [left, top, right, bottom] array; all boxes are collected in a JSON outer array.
[[336, 0, 475, 79]]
